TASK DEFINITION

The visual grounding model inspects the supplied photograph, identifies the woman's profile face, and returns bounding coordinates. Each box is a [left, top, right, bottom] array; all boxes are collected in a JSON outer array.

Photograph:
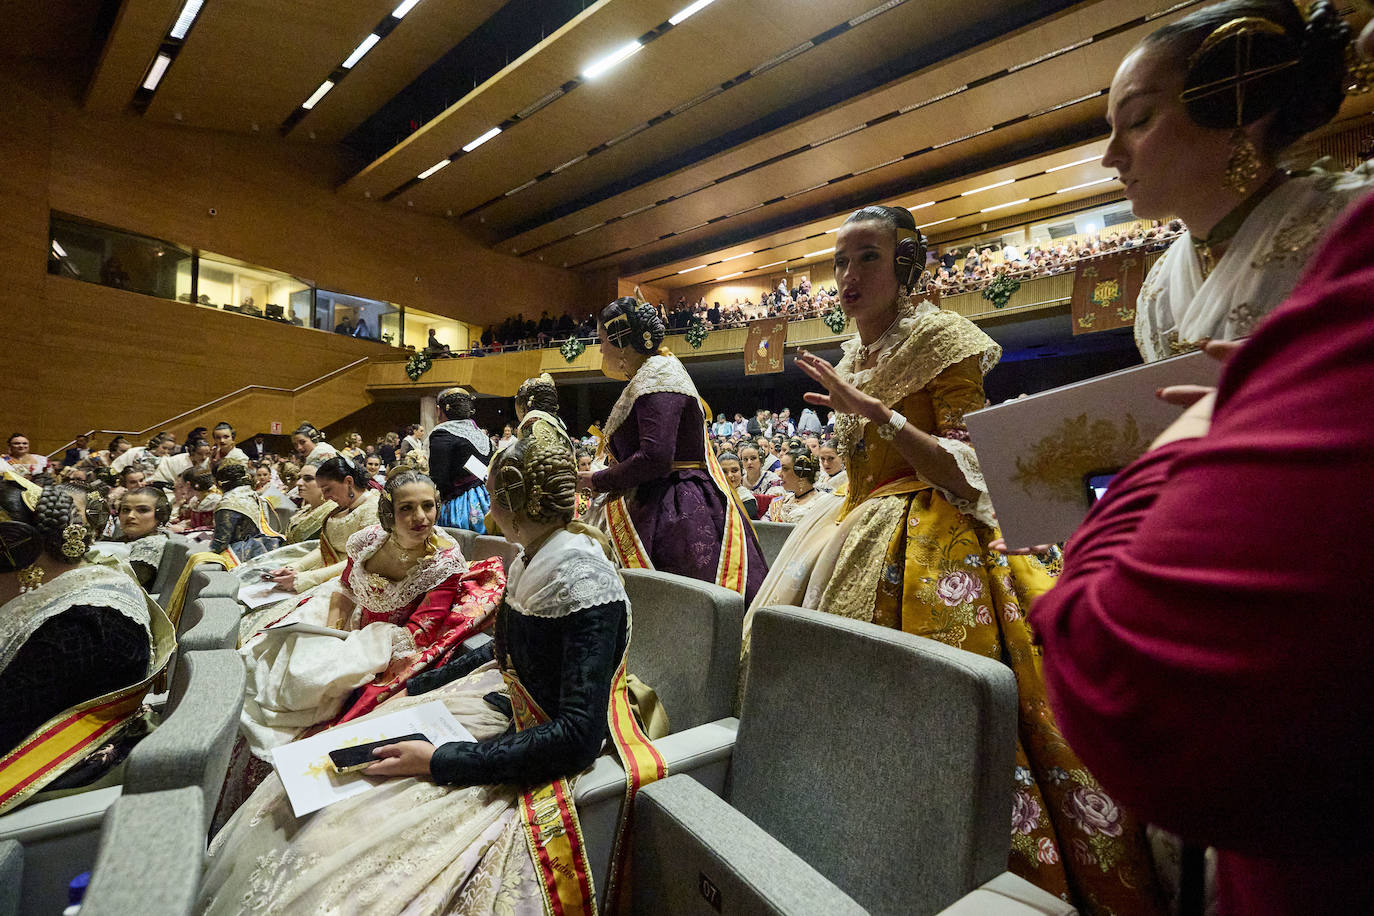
[[834, 220, 900, 323], [318, 474, 356, 508], [291, 434, 312, 457], [390, 481, 438, 546], [778, 454, 798, 492], [299, 469, 322, 505], [1101, 44, 1235, 221]]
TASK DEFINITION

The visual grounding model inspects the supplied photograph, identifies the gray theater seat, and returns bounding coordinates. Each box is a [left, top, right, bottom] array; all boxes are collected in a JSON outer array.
[[185, 567, 239, 610], [630, 606, 1019, 916], [79, 788, 204, 916], [575, 568, 745, 906], [0, 840, 21, 916], [151, 534, 193, 608], [470, 534, 520, 569], [177, 597, 242, 653], [750, 520, 795, 567], [441, 526, 479, 558], [123, 650, 245, 833]]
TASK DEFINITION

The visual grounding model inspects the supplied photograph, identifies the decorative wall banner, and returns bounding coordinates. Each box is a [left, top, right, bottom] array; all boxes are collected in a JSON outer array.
[[1071, 252, 1145, 334], [744, 317, 788, 375]]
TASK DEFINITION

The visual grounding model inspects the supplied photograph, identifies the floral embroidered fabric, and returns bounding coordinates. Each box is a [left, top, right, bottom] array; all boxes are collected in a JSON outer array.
[[343, 525, 468, 622]]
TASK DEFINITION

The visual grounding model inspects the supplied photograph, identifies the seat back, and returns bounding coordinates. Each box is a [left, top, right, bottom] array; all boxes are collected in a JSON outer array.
[[0, 840, 21, 916], [178, 597, 242, 653], [151, 534, 193, 607], [123, 650, 245, 833], [733, 607, 1018, 916], [79, 787, 204, 916], [272, 505, 293, 535], [470, 534, 519, 570], [186, 567, 239, 608], [621, 569, 743, 732], [750, 520, 795, 566], [441, 526, 478, 559]]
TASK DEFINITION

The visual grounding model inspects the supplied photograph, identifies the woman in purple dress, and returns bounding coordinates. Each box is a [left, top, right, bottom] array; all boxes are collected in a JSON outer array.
[[578, 297, 766, 602]]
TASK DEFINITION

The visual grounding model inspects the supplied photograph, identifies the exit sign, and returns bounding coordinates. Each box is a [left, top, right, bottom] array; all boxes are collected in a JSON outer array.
[[270, 422, 282, 434]]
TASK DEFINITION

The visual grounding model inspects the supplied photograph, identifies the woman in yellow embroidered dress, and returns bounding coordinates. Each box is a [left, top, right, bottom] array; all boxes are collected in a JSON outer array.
[[746, 205, 1162, 913]]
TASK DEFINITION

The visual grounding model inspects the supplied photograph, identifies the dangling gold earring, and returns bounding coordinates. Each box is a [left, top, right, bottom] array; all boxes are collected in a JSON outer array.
[[1224, 129, 1262, 195]]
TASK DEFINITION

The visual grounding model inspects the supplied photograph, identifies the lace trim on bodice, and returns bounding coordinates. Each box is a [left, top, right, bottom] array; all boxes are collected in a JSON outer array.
[[0, 565, 154, 673], [508, 529, 627, 619], [602, 354, 701, 441], [127, 533, 167, 570], [833, 301, 1000, 459], [344, 525, 467, 620], [429, 419, 491, 457]]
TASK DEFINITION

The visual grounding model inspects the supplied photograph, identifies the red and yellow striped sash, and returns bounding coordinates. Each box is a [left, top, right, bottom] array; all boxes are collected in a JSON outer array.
[[0, 593, 175, 815]]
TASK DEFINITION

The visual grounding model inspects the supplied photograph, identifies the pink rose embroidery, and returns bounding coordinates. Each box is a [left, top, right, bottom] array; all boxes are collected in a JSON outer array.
[[1070, 838, 1097, 867], [1063, 786, 1123, 837], [1003, 602, 1022, 623], [975, 606, 993, 626], [936, 570, 983, 606], [1010, 790, 1041, 835], [1036, 837, 1059, 865]]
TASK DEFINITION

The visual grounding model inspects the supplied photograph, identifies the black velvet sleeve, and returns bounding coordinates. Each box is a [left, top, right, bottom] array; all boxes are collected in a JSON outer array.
[[209, 509, 252, 554], [406, 641, 495, 695], [428, 599, 627, 788], [429, 431, 481, 502], [0, 607, 151, 756]]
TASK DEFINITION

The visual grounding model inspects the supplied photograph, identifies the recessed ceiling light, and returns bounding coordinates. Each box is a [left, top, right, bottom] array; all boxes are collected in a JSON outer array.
[[717, 271, 743, 280], [824, 227, 841, 233], [51, 240, 67, 257], [582, 41, 643, 80], [804, 248, 833, 258], [756, 259, 787, 269], [669, 0, 716, 26], [391, 0, 422, 19], [342, 33, 381, 69], [1055, 177, 1116, 193], [462, 126, 501, 152], [678, 265, 706, 274], [142, 53, 173, 90], [908, 201, 934, 210], [418, 159, 451, 179], [302, 80, 334, 110], [918, 217, 955, 229], [1045, 155, 1100, 173], [169, 0, 204, 40], [721, 251, 755, 262], [980, 198, 1030, 213], [960, 178, 1014, 197]]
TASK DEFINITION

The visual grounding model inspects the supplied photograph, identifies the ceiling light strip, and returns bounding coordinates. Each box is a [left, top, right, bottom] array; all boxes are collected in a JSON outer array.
[[1045, 155, 1101, 173], [169, 0, 205, 40], [342, 33, 381, 69], [503, 2, 1205, 246], [669, 0, 717, 27]]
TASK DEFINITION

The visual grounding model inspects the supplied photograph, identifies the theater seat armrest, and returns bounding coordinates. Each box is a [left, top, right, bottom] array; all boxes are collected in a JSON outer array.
[[935, 872, 1078, 915], [459, 632, 493, 654], [574, 718, 738, 807], [80, 787, 205, 916], [633, 774, 866, 916]]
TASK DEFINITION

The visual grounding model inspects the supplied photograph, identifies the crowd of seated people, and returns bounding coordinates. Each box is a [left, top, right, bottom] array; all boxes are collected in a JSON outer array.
[[4, 5, 1373, 914]]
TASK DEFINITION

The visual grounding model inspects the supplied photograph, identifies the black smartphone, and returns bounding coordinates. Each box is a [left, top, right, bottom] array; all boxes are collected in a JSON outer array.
[[327, 734, 430, 774], [1084, 470, 1120, 505]]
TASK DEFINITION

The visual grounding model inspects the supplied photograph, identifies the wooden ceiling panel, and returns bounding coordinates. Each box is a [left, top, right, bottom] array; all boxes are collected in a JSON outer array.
[[413, 0, 970, 227], [144, 0, 401, 131], [519, 28, 1141, 269], [85, 0, 188, 114], [341, 0, 691, 201], [393, 0, 879, 217], [295, 0, 511, 145], [497, 0, 1163, 258]]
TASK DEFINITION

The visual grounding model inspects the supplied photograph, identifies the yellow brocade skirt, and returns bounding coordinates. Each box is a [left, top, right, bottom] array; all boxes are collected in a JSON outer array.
[[746, 484, 1164, 915]]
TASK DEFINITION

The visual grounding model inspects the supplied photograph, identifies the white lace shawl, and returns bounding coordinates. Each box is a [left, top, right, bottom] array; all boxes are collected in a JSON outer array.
[[341, 525, 467, 624], [507, 528, 627, 620], [428, 419, 491, 457], [127, 533, 167, 571], [218, 485, 268, 522], [602, 354, 701, 441], [835, 301, 1000, 526], [1135, 162, 1374, 362], [0, 564, 154, 674], [304, 442, 338, 465]]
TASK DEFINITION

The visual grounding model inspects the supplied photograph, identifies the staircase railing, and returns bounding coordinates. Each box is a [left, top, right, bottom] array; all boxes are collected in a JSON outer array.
[[44, 357, 371, 459]]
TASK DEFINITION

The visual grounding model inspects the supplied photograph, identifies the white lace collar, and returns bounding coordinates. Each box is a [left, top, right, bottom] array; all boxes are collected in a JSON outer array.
[[429, 419, 491, 456], [0, 564, 154, 674], [602, 354, 700, 441], [343, 525, 467, 618], [507, 528, 627, 619]]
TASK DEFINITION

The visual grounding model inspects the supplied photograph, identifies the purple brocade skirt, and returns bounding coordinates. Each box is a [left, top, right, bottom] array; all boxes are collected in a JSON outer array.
[[628, 468, 767, 603]]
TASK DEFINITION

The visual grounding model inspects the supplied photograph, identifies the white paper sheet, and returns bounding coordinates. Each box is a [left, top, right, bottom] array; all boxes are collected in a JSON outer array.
[[238, 577, 298, 609], [271, 700, 476, 818], [259, 620, 349, 639], [464, 454, 489, 479]]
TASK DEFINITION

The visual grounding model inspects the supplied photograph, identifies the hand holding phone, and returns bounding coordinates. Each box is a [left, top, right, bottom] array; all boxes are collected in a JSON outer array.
[[328, 734, 429, 774]]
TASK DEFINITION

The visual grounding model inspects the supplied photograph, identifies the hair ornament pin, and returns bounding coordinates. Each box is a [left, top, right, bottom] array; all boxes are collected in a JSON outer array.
[[60, 523, 88, 559]]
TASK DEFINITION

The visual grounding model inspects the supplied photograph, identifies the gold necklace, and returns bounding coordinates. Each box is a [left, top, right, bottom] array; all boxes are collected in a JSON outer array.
[[853, 306, 908, 365], [383, 536, 431, 567]]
